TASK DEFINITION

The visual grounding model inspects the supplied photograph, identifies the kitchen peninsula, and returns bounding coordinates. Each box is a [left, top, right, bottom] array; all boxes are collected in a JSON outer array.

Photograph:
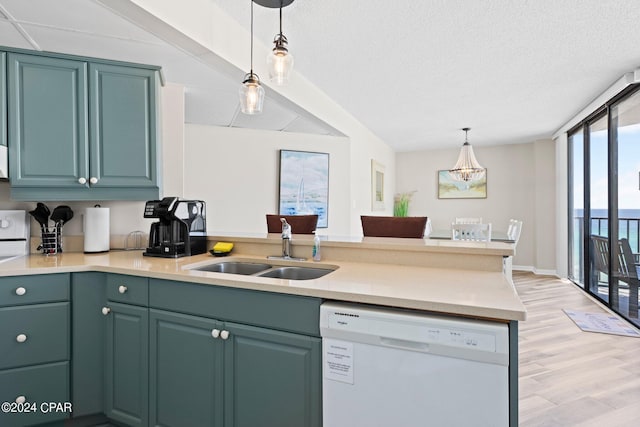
[[0, 235, 524, 427]]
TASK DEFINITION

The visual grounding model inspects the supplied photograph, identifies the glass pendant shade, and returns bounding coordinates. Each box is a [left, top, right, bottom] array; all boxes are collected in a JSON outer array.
[[239, 0, 263, 115], [239, 72, 265, 115], [448, 128, 485, 182], [267, 34, 294, 85]]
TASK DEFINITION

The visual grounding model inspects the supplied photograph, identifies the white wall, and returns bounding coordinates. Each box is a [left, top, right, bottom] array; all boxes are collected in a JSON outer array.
[[555, 134, 569, 278], [396, 140, 556, 273], [182, 124, 352, 235]]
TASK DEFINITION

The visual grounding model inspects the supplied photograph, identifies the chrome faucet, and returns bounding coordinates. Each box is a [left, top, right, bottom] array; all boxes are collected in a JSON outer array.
[[281, 218, 292, 257], [267, 218, 306, 261]]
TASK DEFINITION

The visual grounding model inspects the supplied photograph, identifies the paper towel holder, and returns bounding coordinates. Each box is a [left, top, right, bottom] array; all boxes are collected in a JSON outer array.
[[83, 204, 110, 253]]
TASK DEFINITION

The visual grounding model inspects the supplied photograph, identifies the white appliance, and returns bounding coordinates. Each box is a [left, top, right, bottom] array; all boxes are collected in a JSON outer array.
[[320, 302, 510, 427], [0, 210, 30, 259], [83, 205, 110, 253]]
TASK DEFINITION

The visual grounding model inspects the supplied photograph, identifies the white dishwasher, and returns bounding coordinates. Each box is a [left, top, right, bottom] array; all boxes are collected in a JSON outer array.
[[320, 302, 510, 427]]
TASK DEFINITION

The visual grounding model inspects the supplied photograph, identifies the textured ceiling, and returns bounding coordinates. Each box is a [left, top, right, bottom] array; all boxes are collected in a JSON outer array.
[[1, 0, 640, 151], [0, 0, 342, 137], [213, 0, 640, 150]]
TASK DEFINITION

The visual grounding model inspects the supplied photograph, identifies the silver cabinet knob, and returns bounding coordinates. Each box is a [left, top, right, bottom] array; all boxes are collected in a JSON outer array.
[[16, 334, 27, 343], [78, 177, 87, 184], [220, 330, 230, 340], [211, 329, 220, 339], [15, 287, 26, 296], [89, 177, 98, 184], [101, 307, 111, 315], [15, 396, 26, 404], [118, 285, 128, 294]]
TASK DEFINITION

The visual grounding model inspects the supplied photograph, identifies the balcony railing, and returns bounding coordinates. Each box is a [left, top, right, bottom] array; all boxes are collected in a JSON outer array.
[[571, 215, 640, 283]]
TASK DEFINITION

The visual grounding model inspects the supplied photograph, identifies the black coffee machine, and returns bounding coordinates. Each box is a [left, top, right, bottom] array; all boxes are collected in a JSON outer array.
[[143, 197, 207, 258]]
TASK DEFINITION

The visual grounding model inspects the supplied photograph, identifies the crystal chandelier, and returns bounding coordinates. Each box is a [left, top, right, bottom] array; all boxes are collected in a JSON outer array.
[[448, 128, 485, 182]]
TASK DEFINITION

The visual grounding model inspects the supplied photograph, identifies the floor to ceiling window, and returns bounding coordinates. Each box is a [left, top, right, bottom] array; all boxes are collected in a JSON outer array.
[[568, 85, 640, 327]]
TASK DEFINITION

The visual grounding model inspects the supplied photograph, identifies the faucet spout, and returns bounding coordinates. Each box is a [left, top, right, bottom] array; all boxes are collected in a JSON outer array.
[[267, 217, 306, 261], [280, 218, 291, 240], [281, 218, 292, 257]]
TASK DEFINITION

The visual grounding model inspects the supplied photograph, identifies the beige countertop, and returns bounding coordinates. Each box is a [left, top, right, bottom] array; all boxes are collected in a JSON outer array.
[[0, 247, 526, 321]]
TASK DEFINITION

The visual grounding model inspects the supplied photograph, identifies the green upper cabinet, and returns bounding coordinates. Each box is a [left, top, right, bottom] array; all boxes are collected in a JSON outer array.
[[6, 49, 160, 201], [7, 53, 89, 188], [89, 63, 157, 189]]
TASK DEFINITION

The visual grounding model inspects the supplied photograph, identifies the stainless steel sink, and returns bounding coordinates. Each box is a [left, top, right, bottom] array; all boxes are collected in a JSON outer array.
[[193, 262, 273, 275], [258, 266, 334, 280], [186, 260, 338, 280]]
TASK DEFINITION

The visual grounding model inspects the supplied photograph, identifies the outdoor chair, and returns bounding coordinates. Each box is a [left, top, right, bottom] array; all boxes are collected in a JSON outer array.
[[590, 235, 639, 318]]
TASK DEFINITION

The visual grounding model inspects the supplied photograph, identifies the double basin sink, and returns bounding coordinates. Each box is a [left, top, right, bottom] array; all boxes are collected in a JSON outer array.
[[187, 260, 337, 280]]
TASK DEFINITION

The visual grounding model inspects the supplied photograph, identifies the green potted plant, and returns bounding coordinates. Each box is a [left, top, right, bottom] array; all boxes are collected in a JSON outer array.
[[393, 191, 416, 217]]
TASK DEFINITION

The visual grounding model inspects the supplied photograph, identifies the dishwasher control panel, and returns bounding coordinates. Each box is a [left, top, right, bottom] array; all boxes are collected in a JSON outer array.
[[320, 302, 509, 365]]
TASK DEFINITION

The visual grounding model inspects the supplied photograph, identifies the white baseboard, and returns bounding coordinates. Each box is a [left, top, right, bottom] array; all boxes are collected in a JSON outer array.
[[513, 265, 558, 277]]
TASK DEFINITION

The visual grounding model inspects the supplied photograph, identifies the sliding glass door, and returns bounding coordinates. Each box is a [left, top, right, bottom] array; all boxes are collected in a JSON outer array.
[[588, 115, 609, 301], [610, 90, 640, 320], [568, 85, 640, 326]]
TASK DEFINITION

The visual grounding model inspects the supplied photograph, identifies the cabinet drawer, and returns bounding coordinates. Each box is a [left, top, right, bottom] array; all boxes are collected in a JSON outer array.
[[0, 361, 70, 427], [149, 279, 322, 336], [0, 273, 69, 307], [107, 274, 148, 306], [0, 302, 70, 370]]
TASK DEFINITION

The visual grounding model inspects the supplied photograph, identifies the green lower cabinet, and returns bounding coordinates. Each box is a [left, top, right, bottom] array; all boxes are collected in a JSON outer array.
[[224, 322, 322, 427], [148, 309, 322, 427], [104, 302, 149, 427], [0, 361, 69, 427], [72, 272, 107, 418], [149, 309, 224, 427]]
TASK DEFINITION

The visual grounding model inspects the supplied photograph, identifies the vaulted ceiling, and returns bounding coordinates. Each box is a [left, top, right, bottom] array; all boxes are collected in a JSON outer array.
[[2, 0, 640, 151]]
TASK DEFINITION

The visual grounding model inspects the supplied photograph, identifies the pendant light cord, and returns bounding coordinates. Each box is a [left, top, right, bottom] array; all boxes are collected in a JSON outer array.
[[279, 0, 283, 36], [250, 0, 254, 74]]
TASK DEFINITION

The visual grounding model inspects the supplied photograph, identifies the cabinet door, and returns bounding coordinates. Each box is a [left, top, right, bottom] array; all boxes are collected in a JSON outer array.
[[149, 309, 224, 427], [8, 53, 89, 187], [0, 52, 6, 148], [224, 322, 322, 427], [89, 63, 158, 189], [105, 302, 149, 427], [72, 272, 106, 417]]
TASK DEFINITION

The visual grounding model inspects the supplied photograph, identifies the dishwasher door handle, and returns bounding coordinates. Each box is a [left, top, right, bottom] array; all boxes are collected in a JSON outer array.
[[379, 337, 429, 352]]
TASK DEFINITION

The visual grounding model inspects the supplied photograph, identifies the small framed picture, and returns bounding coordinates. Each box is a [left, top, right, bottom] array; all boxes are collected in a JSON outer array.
[[371, 160, 385, 210]]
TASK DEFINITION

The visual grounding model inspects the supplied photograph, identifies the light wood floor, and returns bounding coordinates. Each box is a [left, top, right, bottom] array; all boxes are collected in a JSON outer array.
[[514, 271, 640, 426]]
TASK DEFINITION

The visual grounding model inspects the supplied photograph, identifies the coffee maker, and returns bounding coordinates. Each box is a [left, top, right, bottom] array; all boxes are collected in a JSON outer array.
[[143, 197, 207, 258]]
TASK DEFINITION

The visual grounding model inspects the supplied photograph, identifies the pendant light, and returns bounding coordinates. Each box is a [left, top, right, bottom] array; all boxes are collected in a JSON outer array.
[[239, 0, 265, 115], [448, 128, 485, 182], [267, 0, 294, 85]]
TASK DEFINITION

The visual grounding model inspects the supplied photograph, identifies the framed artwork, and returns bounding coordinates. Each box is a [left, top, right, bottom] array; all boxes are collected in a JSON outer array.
[[371, 160, 385, 211], [278, 150, 330, 228], [438, 170, 487, 199]]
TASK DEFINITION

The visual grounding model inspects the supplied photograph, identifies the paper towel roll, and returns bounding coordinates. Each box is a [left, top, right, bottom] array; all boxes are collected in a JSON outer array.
[[84, 206, 110, 253]]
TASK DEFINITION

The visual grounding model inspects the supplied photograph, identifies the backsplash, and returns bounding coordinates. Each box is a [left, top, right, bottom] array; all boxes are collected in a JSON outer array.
[[0, 182, 154, 239]]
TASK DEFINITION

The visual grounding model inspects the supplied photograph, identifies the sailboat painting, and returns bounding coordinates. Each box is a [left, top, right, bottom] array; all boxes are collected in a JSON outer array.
[[278, 150, 330, 228]]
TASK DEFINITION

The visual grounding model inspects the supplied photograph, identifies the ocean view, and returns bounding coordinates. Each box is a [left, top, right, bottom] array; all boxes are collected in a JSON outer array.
[[572, 208, 640, 253]]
